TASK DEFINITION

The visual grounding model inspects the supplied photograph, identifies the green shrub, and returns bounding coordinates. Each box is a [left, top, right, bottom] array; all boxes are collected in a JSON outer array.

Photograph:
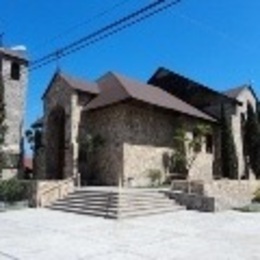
[[0, 179, 29, 203], [147, 169, 162, 186], [253, 188, 260, 203]]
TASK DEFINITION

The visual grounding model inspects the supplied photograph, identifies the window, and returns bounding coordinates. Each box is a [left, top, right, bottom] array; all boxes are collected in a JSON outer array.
[[193, 131, 202, 152], [241, 112, 246, 126], [10, 62, 20, 80], [206, 134, 213, 154]]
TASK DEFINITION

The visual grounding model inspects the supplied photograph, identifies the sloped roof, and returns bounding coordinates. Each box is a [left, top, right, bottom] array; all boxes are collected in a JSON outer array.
[[0, 48, 28, 62], [42, 71, 99, 99], [85, 72, 216, 122], [148, 67, 241, 108], [60, 72, 100, 94], [224, 84, 258, 101]]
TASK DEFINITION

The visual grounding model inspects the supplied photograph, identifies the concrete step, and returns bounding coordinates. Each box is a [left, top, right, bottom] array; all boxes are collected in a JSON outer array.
[[48, 203, 183, 219], [51, 200, 178, 211], [48, 205, 117, 219], [61, 196, 172, 204], [47, 188, 184, 219], [66, 194, 169, 203]]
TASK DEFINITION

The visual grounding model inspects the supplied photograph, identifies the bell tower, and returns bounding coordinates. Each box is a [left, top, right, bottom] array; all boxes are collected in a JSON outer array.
[[0, 47, 28, 179]]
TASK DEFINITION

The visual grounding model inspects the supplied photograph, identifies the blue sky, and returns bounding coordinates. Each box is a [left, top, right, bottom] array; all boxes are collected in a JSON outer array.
[[1, 0, 260, 132]]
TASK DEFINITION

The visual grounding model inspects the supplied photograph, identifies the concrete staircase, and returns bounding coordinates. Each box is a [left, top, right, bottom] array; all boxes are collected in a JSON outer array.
[[47, 187, 184, 219]]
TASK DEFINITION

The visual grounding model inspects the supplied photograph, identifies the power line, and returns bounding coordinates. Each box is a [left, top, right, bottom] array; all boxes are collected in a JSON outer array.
[[32, 0, 136, 53], [0, 0, 182, 82], [30, 0, 182, 71]]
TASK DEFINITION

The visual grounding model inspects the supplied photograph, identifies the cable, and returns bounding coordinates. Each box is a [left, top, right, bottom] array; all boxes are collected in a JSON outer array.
[[0, 0, 182, 81], [32, 0, 136, 53], [30, 0, 182, 70]]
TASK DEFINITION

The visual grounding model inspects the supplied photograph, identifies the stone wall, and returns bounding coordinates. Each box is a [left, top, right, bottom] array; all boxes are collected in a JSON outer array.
[[1, 55, 28, 177], [42, 75, 92, 180], [32, 178, 74, 207], [2, 57, 27, 154], [203, 88, 258, 179], [123, 144, 172, 186], [82, 100, 216, 187], [204, 180, 260, 210], [81, 104, 125, 186], [121, 101, 215, 186], [43, 75, 74, 179], [232, 88, 257, 178], [172, 179, 260, 211]]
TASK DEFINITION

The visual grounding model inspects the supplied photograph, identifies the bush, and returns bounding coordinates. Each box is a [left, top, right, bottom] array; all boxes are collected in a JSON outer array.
[[147, 169, 162, 186], [0, 179, 29, 203], [220, 105, 238, 179], [253, 188, 260, 203]]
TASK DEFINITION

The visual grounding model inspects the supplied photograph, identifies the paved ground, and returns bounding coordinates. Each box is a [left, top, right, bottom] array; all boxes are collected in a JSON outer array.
[[0, 209, 260, 260]]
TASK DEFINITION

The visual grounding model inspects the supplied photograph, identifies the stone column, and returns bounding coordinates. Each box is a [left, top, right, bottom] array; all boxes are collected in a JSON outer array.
[[70, 94, 82, 186]]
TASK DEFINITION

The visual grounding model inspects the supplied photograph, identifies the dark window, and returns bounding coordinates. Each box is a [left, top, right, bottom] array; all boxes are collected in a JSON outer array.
[[241, 112, 245, 125], [193, 131, 202, 152], [11, 62, 20, 80], [206, 134, 213, 154]]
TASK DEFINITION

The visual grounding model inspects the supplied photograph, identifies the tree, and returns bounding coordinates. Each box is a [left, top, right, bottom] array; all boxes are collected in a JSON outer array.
[[172, 124, 211, 177], [220, 105, 238, 179], [244, 103, 260, 178], [25, 128, 42, 153]]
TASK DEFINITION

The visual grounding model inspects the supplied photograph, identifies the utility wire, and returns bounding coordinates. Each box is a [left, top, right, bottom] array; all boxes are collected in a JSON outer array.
[[32, 0, 136, 53], [0, 0, 182, 82], [30, 0, 182, 71]]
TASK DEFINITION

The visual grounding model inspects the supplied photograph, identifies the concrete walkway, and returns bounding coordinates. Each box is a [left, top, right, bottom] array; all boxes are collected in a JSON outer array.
[[0, 209, 260, 259]]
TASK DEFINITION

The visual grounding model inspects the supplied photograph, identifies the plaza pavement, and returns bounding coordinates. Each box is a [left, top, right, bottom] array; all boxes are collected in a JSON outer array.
[[0, 208, 260, 260]]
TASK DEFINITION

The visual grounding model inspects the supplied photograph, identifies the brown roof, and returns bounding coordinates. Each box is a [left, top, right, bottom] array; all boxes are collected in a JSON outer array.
[[85, 72, 216, 122], [42, 71, 100, 99], [148, 67, 241, 108], [0, 48, 28, 62], [60, 72, 100, 94]]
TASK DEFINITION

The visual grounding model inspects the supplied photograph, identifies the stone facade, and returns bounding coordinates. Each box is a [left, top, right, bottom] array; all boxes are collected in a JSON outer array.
[[40, 70, 259, 192], [0, 49, 28, 179], [42, 74, 91, 181], [203, 87, 257, 179], [231, 88, 257, 178], [81, 100, 216, 187], [171, 179, 260, 211]]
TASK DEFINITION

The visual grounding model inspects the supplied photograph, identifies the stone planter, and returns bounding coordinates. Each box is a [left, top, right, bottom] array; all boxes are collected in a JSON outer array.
[[0, 200, 29, 212]]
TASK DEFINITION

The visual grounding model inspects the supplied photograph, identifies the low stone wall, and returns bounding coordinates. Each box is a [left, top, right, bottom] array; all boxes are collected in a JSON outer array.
[[171, 179, 260, 211], [32, 178, 74, 207], [171, 180, 205, 195], [167, 191, 215, 212], [204, 180, 260, 210]]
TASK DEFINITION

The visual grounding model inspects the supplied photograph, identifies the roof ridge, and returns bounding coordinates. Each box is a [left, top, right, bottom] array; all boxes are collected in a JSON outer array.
[[108, 71, 132, 96], [150, 67, 241, 105]]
